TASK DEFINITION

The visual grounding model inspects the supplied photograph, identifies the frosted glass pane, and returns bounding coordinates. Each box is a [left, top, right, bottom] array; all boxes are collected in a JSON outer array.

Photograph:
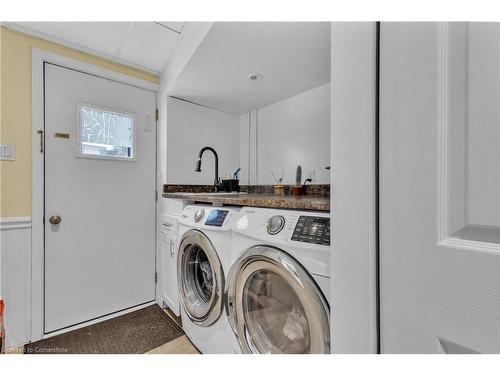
[[79, 104, 135, 160]]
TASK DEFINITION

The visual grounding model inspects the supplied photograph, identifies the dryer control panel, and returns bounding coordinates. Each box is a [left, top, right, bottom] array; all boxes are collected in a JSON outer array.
[[291, 216, 330, 246], [234, 207, 331, 249]]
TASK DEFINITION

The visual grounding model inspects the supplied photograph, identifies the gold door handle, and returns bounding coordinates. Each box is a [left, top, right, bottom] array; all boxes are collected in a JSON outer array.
[[49, 215, 61, 225]]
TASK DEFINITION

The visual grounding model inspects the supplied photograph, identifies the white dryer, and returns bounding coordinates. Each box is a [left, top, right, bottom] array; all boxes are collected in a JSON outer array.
[[227, 206, 331, 354], [177, 204, 240, 354]]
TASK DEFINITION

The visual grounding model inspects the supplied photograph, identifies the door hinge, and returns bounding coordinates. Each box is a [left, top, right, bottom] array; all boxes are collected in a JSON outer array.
[[155, 272, 158, 284], [37, 128, 44, 153], [155, 190, 158, 201], [155, 109, 159, 121]]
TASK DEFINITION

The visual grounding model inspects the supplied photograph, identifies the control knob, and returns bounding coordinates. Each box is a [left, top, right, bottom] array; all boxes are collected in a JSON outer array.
[[267, 215, 285, 235], [194, 209, 205, 223]]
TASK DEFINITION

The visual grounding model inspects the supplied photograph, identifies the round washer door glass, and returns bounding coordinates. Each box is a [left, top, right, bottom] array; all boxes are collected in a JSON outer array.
[[186, 244, 214, 302], [178, 229, 223, 327], [227, 246, 330, 354]]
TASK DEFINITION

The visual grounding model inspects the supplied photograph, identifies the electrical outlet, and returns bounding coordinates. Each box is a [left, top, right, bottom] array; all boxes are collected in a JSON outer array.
[[0, 144, 15, 161]]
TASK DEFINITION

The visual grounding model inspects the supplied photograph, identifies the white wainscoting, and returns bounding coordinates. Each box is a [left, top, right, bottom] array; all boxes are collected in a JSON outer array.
[[0, 217, 32, 348]]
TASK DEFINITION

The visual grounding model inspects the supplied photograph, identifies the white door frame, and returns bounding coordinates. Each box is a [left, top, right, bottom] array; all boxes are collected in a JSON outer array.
[[31, 48, 159, 342], [330, 22, 379, 353]]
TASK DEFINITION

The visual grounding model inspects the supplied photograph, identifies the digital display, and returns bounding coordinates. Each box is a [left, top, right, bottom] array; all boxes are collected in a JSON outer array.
[[291, 216, 330, 246], [205, 209, 229, 227]]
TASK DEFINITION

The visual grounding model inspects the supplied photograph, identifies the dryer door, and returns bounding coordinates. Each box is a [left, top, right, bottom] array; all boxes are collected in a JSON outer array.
[[178, 229, 223, 327], [226, 246, 330, 354]]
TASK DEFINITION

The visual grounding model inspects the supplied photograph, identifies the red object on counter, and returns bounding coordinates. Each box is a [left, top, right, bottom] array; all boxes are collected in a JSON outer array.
[[292, 186, 303, 196], [0, 298, 4, 330]]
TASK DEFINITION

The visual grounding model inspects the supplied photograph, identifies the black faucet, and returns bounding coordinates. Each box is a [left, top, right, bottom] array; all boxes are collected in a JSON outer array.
[[195, 146, 221, 192]]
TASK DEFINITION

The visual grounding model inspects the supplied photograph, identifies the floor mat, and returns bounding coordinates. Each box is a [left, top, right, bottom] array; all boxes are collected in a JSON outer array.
[[24, 304, 184, 354]]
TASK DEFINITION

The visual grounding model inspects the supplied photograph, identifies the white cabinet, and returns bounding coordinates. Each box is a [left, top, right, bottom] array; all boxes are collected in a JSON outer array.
[[159, 213, 180, 316]]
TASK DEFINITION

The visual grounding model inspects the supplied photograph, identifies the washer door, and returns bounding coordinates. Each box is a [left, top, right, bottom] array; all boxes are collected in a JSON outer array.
[[178, 229, 223, 327], [226, 246, 330, 354]]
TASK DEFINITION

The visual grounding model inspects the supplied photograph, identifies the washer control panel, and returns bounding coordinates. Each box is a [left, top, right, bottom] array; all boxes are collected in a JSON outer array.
[[180, 205, 241, 231], [205, 209, 229, 227], [291, 216, 330, 246]]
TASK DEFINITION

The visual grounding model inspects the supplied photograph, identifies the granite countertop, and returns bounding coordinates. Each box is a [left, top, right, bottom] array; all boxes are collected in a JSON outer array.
[[162, 192, 330, 211]]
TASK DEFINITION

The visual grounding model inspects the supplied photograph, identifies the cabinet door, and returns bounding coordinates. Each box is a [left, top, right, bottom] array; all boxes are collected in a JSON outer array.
[[160, 217, 180, 316]]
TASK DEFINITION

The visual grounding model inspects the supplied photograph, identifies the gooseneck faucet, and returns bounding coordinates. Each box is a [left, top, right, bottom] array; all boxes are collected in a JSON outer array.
[[195, 146, 220, 192]]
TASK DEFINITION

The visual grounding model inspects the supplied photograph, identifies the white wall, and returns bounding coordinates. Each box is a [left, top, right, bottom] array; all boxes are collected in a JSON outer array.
[[166, 97, 240, 184], [158, 22, 214, 187], [239, 83, 330, 185], [330, 23, 378, 353]]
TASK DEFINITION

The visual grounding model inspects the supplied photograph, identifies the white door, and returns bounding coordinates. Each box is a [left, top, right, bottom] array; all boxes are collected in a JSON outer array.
[[380, 22, 500, 353], [44, 63, 156, 333]]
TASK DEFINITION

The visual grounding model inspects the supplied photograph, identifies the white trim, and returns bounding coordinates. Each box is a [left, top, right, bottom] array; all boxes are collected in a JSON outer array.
[[41, 301, 156, 339], [31, 48, 159, 343], [2, 22, 161, 76], [437, 22, 450, 244], [32, 49, 158, 92], [0, 217, 32, 230], [31, 48, 45, 342], [439, 237, 500, 255], [330, 22, 378, 353], [436, 23, 500, 254]]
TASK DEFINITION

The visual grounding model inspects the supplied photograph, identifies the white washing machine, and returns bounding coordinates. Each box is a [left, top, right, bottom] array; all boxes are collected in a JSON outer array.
[[177, 204, 240, 354], [227, 206, 331, 354]]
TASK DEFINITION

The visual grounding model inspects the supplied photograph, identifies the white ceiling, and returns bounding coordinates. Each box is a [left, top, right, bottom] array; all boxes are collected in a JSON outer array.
[[7, 22, 185, 74], [169, 22, 331, 115]]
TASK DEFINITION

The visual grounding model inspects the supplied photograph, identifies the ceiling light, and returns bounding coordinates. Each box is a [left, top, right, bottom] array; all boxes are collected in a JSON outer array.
[[248, 74, 264, 81]]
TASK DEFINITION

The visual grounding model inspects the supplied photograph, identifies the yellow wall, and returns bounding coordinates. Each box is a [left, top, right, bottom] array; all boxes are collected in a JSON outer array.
[[0, 27, 159, 218]]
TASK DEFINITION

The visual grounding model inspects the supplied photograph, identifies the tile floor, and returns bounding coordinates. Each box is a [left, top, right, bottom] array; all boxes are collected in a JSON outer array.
[[146, 335, 200, 354], [157, 308, 200, 354]]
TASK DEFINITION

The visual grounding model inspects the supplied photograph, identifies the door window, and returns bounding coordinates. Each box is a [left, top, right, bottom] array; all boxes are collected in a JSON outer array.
[[78, 103, 135, 160]]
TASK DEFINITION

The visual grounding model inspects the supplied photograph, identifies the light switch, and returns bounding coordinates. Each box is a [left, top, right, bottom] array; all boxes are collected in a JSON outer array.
[[1, 144, 15, 161]]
